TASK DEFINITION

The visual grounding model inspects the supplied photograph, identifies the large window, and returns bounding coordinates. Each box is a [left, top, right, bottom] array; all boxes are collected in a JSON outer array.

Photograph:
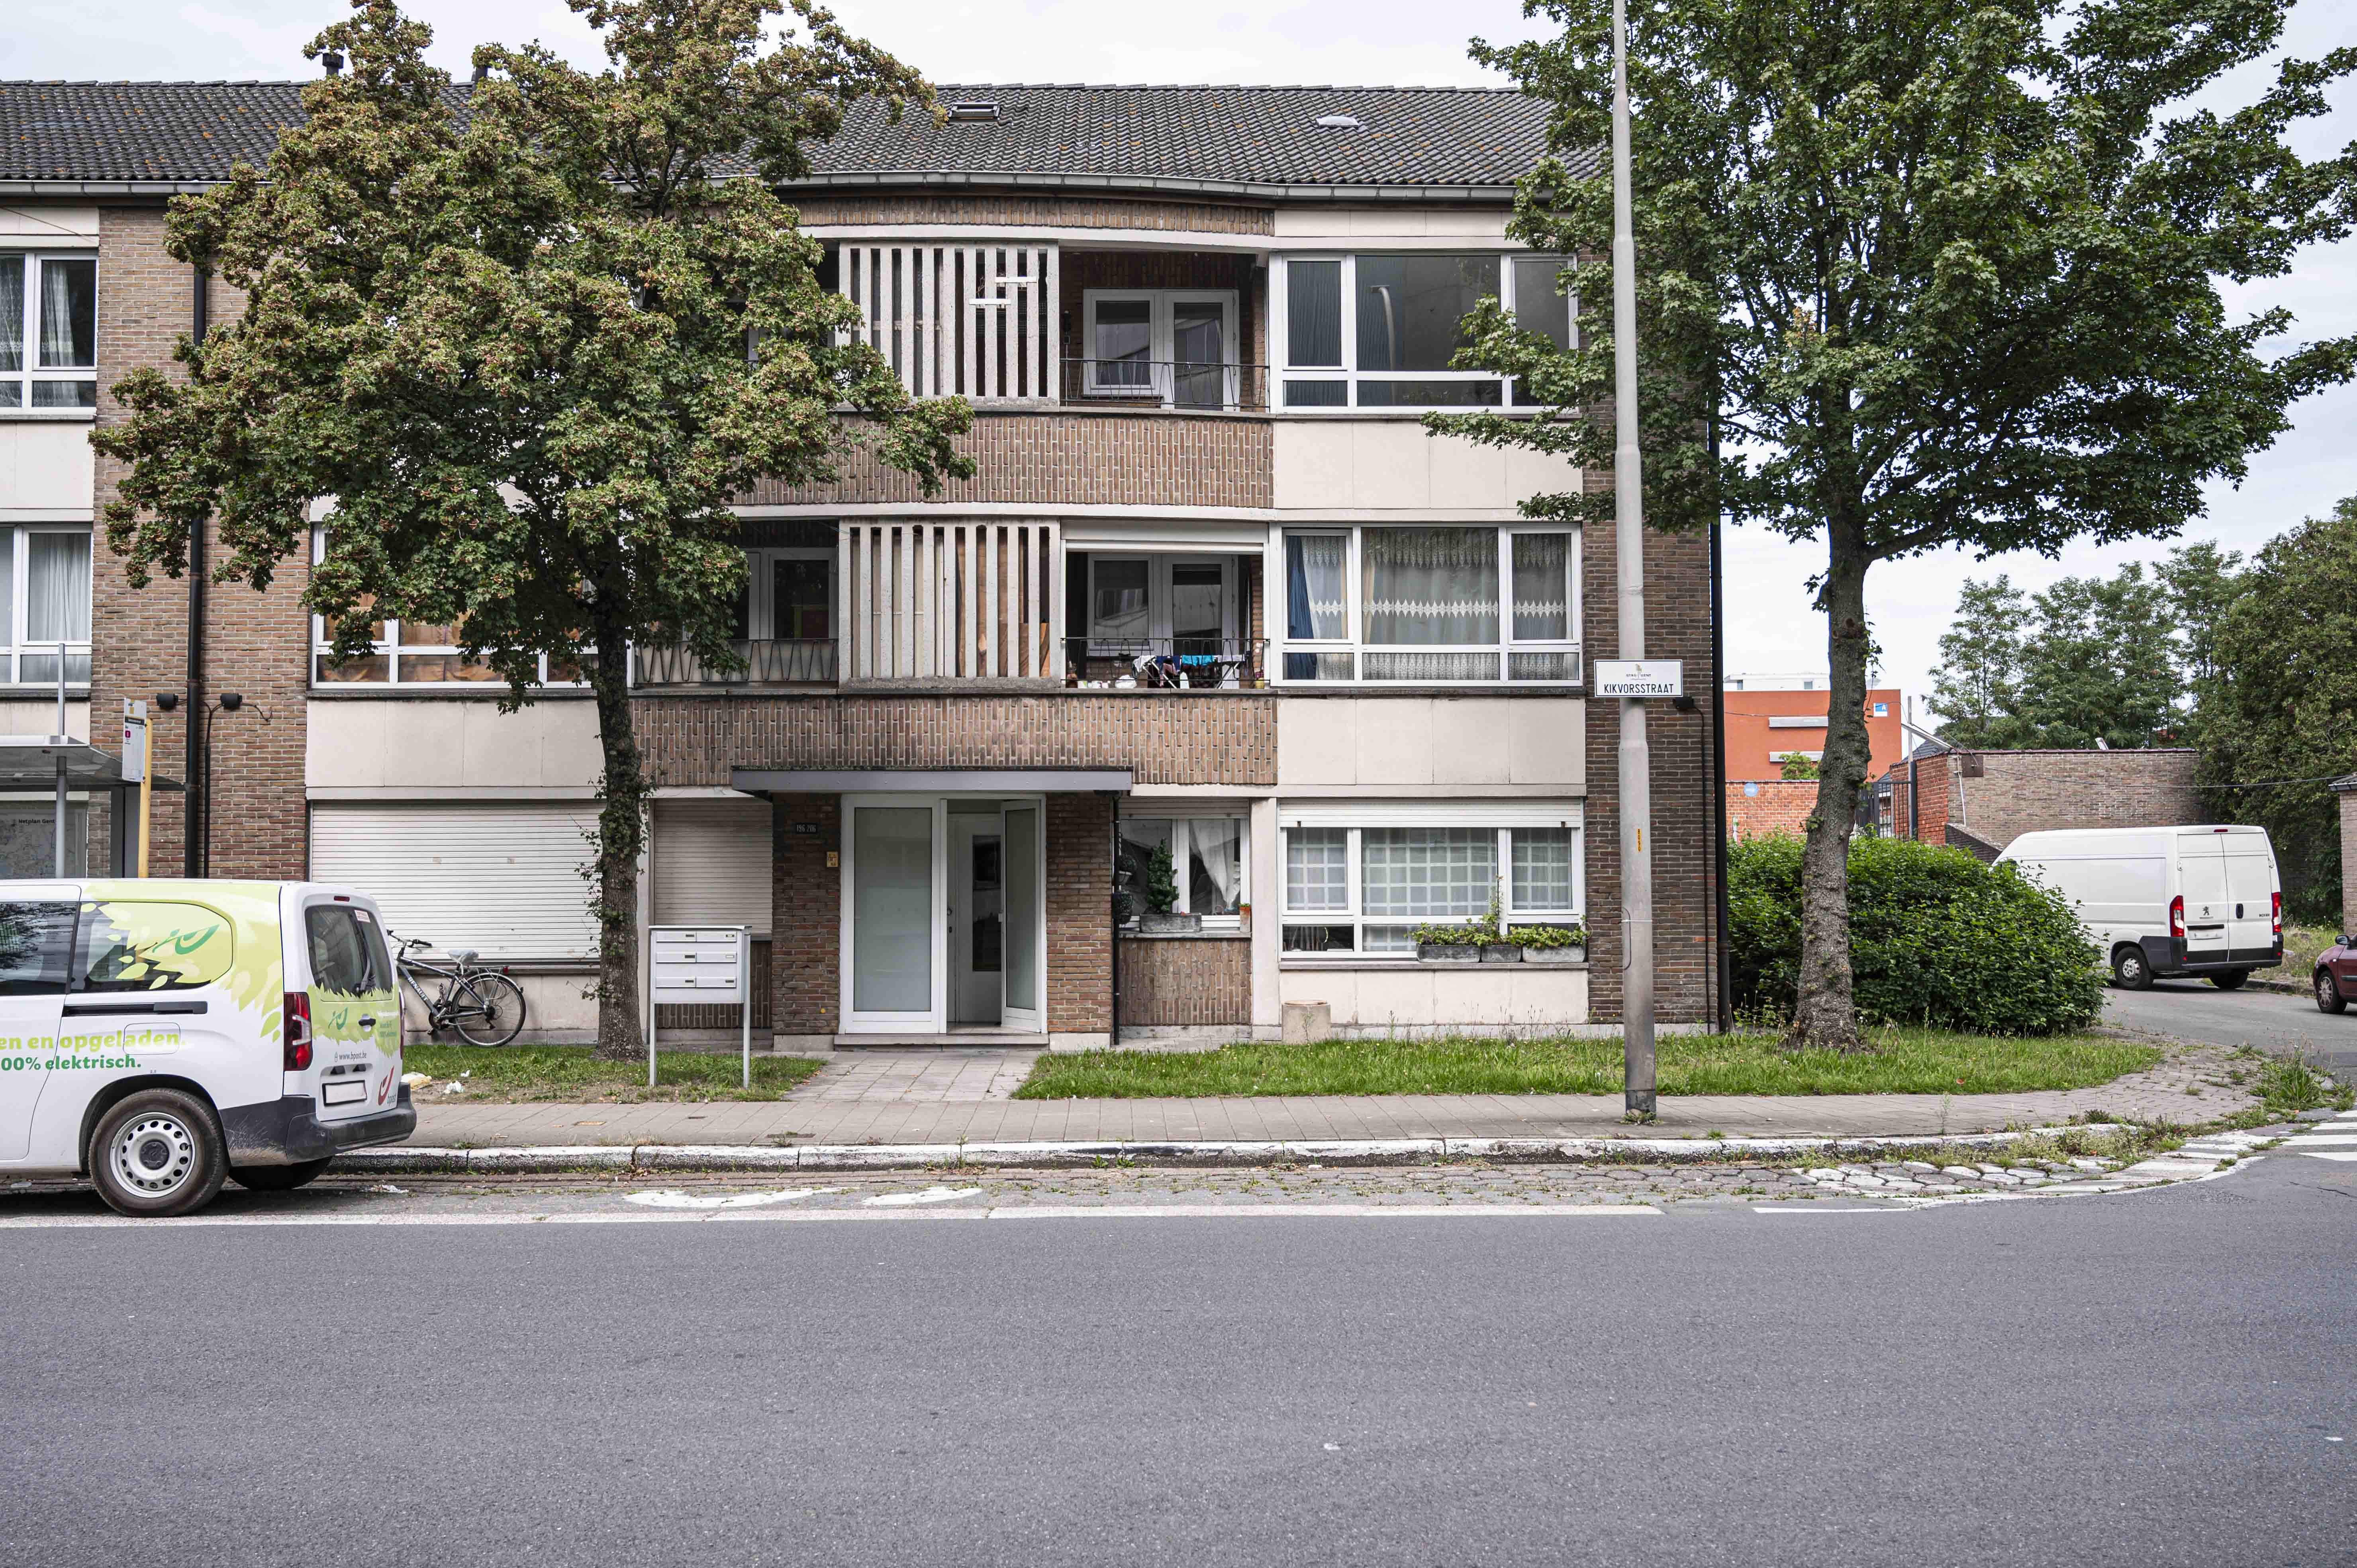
[[0, 527, 92, 686], [1079, 290, 1239, 409], [1280, 814, 1581, 957], [310, 530, 582, 688], [0, 253, 97, 412], [1276, 254, 1569, 410], [1279, 525, 1577, 685], [1115, 815, 1247, 928]]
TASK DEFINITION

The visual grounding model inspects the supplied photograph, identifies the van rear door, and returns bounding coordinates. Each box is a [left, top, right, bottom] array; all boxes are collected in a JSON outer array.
[[298, 897, 402, 1124], [2176, 831, 2230, 963], [0, 897, 76, 1162], [2220, 831, 2279, 963]]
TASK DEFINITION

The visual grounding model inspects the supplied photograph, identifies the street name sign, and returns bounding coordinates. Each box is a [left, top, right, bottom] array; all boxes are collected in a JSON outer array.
[[1593, 660, 1685, 699]]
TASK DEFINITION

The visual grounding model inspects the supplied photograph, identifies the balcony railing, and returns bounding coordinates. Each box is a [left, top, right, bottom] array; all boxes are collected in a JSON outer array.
[[632, 638, 837, 689], [1059, 359, 1270, 414], [1064, 636, 1268, 691]]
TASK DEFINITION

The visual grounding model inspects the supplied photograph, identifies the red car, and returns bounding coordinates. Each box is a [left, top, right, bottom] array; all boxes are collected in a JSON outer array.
[[2317, 934, 2357, 1014]]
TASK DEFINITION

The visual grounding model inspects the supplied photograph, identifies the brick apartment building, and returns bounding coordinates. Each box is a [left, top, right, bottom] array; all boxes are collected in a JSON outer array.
[[1720, 677, 1902, 843], [0, 78, 1722, 1045]]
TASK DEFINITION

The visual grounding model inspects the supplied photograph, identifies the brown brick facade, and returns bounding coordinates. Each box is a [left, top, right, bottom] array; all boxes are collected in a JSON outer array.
[[1046, 793, 1112, 1034], [742, 412, 1272, 510], [1118, 935, 1250, 1026], [635, 692, 1276, 788], [90, 204, 307, 881], [788, 193, 1274, 235], [768, 794, 841, 1036], [1727, 779, 1816, 842], [2338, 781, 2357, 937], [1891, 748, 2201, 855]]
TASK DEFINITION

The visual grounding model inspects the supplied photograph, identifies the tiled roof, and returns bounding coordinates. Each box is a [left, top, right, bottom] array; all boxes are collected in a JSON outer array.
[[0, 80, 1558, 195]]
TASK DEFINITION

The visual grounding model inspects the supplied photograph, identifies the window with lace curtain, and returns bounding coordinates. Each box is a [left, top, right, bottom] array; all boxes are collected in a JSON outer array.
[[1279, 816, 1582, 957], [1279, 525, 1578, 685], [0, 254, 96, 412], [0, 527, 92, 686]]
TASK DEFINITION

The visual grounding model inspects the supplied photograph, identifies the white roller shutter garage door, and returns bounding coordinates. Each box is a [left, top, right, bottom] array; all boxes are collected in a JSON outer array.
[[311, 802, 601, 960]]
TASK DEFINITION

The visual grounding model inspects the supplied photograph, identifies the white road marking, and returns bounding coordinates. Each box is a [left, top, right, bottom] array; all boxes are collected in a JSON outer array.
[[991, 1204, 1658, 1218], [626, 1187, 843, 1210], [862, 1186, 984, 1207]]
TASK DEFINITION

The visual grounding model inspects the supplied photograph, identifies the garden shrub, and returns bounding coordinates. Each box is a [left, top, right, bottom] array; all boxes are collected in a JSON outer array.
[[1728, 834, 2104, 1036]]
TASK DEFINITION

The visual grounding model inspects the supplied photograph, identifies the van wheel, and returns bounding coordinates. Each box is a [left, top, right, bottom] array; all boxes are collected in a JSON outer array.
[[2112, 946, 2153, 991], [229, 1159, 332, 1192], [88, 1090, 227, 1218], [2319, 970, 2349, 1016], [2209, 969, 2249, 992]]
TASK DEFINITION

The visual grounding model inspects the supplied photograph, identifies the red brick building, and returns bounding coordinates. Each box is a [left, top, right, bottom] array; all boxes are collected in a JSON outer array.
[[1881, 747, 2201, 858], [2, 78, 1722, 1044]]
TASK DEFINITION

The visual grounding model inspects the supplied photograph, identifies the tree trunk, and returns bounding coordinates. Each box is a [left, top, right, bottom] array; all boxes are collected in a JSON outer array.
[[588, 623, 648, 1063], [1788, 526, 1875, 1053]]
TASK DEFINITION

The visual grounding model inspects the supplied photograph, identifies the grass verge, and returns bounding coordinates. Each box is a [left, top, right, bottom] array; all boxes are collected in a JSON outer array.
[[404, 1044, 825, 1103], [1013, 1027, 2161, 1100]]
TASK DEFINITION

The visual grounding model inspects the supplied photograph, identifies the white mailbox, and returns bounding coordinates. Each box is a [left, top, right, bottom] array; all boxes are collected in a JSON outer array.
[[644, 925, 752, 1088]]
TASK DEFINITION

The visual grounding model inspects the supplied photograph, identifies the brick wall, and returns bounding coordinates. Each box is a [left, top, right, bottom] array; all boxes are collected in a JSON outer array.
[[787, 193, 1274, 235], [1727, 779, 1816, 841], [90, 205, 308, 880], [1884, 759, 1951, 847], [2338, 783, 2357, 937], [769, 794, 841, 1035], [742, 412, 1273, 510], [1581, 473, 1720, 1026], [1946, 748, 2202, 852], [635, 692, 1276, 788], [1118, 935, 1250, 1026], [1046, 792, 1112, 1034]]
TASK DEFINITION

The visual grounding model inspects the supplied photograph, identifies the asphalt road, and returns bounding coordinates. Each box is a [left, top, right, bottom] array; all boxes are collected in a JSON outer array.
[[3, 1153, 2352, 1566], [2104, 975, 2357, 1077]]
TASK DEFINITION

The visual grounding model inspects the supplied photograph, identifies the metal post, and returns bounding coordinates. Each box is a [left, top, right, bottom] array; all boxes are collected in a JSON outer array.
[[1708, 428, 1731, 1035], [740, 926, 751, 1091], [1612, 0, 1655, 1118], [1906, 696, 1920, 841], [52, 641, 69, 877]]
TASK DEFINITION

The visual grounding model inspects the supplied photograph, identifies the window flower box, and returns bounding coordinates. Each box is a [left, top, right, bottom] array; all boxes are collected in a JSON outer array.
[[1417, 943, 1481, 964], [1519, 945, 1586, 966], [1478, 943, 1522, 963]]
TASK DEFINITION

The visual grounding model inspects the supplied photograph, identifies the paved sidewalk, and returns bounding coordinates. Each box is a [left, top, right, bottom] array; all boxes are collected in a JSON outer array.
[[403, 1042, 2253, 1149]]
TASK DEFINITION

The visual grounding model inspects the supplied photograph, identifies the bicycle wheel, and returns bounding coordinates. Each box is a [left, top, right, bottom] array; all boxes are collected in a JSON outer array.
[[450, 972, 527, 1048]]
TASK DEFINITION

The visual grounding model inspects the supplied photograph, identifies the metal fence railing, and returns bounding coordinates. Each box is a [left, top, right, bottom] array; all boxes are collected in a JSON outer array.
[[1058, 359, 1270, 413], [631, 638, 837, 688], [1064, 636, 1268, 690]]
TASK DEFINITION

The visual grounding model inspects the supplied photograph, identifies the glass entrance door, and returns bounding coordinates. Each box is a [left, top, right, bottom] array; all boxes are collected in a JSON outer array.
[[844, 801, 944, 1031], [1001, 804, 1042, 1033], [950, 815, 1004, 1026]]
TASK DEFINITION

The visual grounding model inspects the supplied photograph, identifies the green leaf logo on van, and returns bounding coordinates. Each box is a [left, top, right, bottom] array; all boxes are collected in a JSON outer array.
[[82, 883, 286, 1041]]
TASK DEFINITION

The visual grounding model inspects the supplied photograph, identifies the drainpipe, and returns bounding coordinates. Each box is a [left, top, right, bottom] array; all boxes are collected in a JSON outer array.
[[1707, 406, 1731, 1034], [182, 265, 209, 877], [1107, 803, 1121, 1049]]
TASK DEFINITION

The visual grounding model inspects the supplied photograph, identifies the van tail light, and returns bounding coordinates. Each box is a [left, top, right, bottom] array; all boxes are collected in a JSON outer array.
[[2169, 896, 2186, 940], [283, 991, 314, 1072], [2273, 891, 2283, 942]]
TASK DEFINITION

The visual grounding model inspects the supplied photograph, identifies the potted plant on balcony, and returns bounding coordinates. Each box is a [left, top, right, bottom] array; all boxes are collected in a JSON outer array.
[[1136, 842, 1200, 934], [1413, 922, 1484, 963], [1509, 923, 1588, 965]]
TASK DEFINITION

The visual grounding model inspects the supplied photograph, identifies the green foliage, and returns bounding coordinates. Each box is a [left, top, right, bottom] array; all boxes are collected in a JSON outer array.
[[1142, 842, 1179, 916], [2197, 498, 2357, 920], [1506, 922, 1588, 949], [1730, 835, 2104, 1036], [1412, 886, 1505, 947], [1777, 753, 1819, 781], [1931, 577, 2028, 748]]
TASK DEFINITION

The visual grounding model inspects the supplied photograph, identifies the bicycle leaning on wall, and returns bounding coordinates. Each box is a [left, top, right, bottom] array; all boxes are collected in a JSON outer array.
[[393, 935, 529, 1047]]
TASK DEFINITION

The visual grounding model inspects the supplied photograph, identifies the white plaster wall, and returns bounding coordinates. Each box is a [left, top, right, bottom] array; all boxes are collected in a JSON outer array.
[[0, 423, 97, 514], [1272, 421, 1578, 511], [398, 970, 596, 1046], [1272, 209, 1511, 241], [0, 699, 89, 740], [307, 699, 603, 790], [1278, 965, 1588, 1034], [0, 204, 99, 241], [1277, 697, 1584, 791]]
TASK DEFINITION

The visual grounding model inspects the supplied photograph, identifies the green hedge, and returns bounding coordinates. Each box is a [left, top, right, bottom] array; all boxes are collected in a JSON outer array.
[[1729, 834, 2104, 1036]]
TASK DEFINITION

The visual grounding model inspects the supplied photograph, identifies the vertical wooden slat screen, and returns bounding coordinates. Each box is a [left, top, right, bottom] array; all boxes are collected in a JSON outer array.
[[836, 521, 1063, 682], [837, 241, 1058, 402]]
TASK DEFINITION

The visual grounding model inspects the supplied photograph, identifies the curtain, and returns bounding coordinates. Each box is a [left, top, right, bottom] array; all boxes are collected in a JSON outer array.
[[39, 259, 93, 368], [1185, 819, 1243, 916], [27, 532, 90, 642], [0, 256, 22, 372], [1285, 534, 1347, 679], [1511, 533, 1571, 640], [1362, 528, 1497, 645]]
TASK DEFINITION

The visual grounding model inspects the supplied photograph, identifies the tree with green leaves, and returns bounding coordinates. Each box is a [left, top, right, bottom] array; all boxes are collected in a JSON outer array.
[[1930, 577, 2030, 749], [2198, 499, 2357, 919], [2155, 540, 2248, 743], [2011, 564, 2181, 749], [1444, 0, 2357, 1050], [91, 0, 973, 1060]]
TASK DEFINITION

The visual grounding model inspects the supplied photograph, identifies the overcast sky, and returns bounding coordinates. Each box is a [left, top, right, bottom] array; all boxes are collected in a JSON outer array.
[[9, 0, 2353, 723]]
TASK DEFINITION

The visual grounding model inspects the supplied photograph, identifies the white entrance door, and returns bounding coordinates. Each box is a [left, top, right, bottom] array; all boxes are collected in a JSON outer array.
[[1001, 804, 1044, 1034], [842, 799, 946, 1033], [950, 814, 1005, 1026]]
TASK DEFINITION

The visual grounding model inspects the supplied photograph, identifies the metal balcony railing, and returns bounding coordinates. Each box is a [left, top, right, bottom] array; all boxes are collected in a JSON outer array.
[[1060, 359, 1270, 413], [1064, 636, 1268, 691], [631, 638, 837, 688]]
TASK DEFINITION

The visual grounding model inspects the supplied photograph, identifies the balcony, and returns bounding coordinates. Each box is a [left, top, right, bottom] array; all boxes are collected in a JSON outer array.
[[631, 639, 836, 690], [1058, 360, 1269, 415], [1065, 636, 1269, 691]]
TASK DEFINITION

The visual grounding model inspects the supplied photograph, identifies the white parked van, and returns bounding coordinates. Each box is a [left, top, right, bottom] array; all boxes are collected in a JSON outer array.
[[1996, 826, 2283, 991], [0, 880, 414, 1217]]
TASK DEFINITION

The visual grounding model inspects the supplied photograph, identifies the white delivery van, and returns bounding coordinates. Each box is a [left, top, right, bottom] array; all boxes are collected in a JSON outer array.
[[0, 880, 414, 1217], [1996, 826, 2283, 992]]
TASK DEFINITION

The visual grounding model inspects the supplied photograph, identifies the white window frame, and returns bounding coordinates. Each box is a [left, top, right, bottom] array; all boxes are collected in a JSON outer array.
[[1270, 253, 1571, 412], [0, 251, 99, 417], [0, 525, 93, 687], [1276, 806, 1584, 964], [1085, 553, 1237, 654], [1269, 523, 1581, 688], [308, 527, 582, 689], [1115, 809, 1250, 931], [1080, 288, 1239, 409]]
